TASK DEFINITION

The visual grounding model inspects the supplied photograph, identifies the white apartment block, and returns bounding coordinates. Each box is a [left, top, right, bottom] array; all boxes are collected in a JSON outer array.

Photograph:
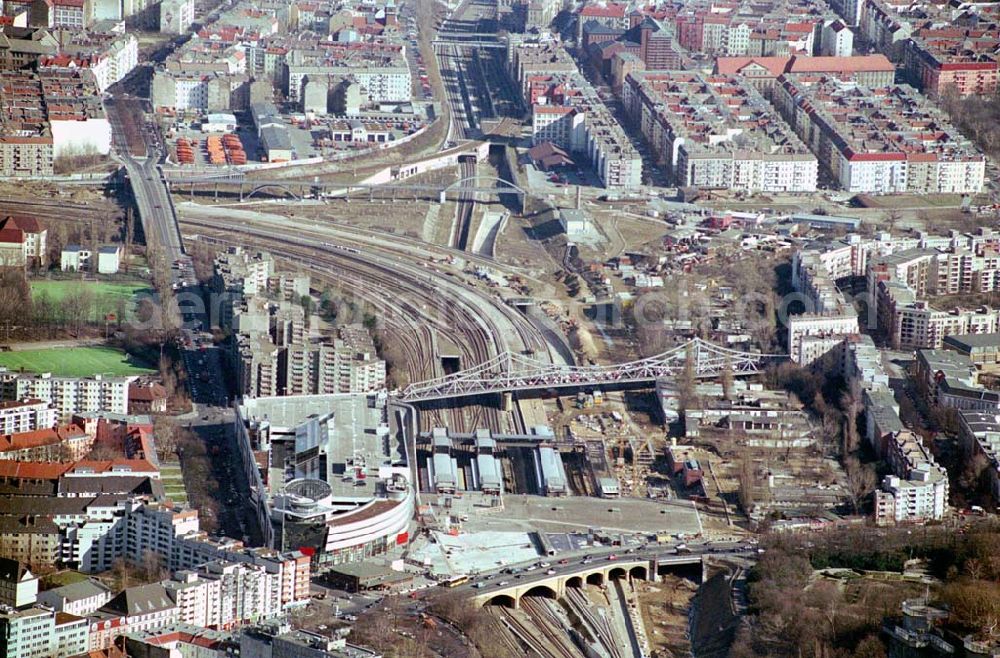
[[79, 35, 139, 93], [0, 372, 130, 420], [774, 76, 985, 195], [821, 20, 854, 57], [287, 66, 412, 105], [160, 0, 195, 34], [958, 411, 1000, 505], [37, 579, 112, 617], [623, 71, 817, 194], [787, 313, 861, 364], [875, 430, 949, 525], [889, 298, 999, 350], [788, 247, 862, 363], [0, 605, 88, 658], [52, 0, 86, 29], [515, 40, 641, 189], [0, 399, 56, 435], [173, 75, 209, 111], [531, 106, 587, 150]]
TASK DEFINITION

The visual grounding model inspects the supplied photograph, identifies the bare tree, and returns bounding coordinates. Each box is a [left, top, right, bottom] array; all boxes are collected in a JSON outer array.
[[845, 457, 876, 515], [738, 451, 756, 513], [841, 379, 862, 457]]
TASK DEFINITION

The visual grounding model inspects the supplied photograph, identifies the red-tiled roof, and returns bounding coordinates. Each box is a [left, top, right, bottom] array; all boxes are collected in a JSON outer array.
[[580, 2, 626, 18], [715, 56, 790, 77], [0, 461, 71, 480], [787, 54, 894, 73], [0, 215, 42, 234], [128, 383, 167, 402], [0, 228, 24, 245]]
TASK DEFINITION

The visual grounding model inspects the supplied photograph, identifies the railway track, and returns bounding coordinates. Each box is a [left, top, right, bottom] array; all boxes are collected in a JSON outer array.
[[489, 605, 581, 658], [452, 158, 477, 251], [566, 587, 626, 658], [184, 219, 513, 433], [518, 597, 586, 658]]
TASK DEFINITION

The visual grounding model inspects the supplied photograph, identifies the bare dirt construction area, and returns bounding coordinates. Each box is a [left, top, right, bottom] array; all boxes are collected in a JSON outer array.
[[637, 575, 699, 658], [348, 595, 484, 658]]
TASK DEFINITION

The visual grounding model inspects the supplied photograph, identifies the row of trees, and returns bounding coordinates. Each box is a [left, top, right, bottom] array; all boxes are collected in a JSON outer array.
[[735, 523, 1000, 657]]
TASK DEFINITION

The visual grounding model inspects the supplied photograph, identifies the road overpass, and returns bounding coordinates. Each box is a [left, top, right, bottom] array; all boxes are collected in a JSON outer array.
[[471, 554, 706, 608]]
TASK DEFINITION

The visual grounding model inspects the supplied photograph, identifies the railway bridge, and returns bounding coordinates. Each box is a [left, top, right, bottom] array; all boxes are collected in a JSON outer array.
[[401, 337, 782, 402], [473, 554, 705, 608]]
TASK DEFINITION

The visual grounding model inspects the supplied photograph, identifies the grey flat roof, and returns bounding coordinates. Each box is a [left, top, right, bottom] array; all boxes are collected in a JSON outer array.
[[943, 333, 1000, 351]]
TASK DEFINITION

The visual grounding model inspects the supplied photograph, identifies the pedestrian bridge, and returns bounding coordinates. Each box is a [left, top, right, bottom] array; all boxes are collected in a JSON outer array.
[[472, 554, 704, 608], [401, 338, 781, 402]]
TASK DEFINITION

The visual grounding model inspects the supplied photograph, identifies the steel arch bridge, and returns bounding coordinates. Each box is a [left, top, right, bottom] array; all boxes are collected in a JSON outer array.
[[443, 176, 527, 197], [400, 338, 783, 402]]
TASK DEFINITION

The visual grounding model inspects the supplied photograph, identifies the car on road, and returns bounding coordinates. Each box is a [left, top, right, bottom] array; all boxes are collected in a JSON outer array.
[[607, 554, 618, 561], [497, 581, 509, 587]]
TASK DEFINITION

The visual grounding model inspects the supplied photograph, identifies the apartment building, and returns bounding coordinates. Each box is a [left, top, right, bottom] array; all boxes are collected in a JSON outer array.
[[213, 247, 276, 329], [957, 411, 1000, 505], [0, 215, 46, 268], [716, 53, 895, 91], [40, 33, 139, 93], [286, 58, 411, 107], [773, 75, 985, 194], [51, 0, 87, 28], [0, 605, 88, 658], [943, 333, 1000, 373], [859, 0, 1000, 97], [514, 39, 642, 189], [0, 399, 56, 435], [821, 20, 854, 57], [241, 621, 383, 658], [576, 1, 628, 43], [880, 289, 999, 350], [623, 71, 817, 193], [662, 0, 837, 58], [160, 0, 195, 34], [787, 248, 862, 363], [0, 558, 37, 609], [0, 424, 91, 462], [0, 68, 110, 176], [37, 579, 112, 616], [914, 349, 1000, 412], [859, 0, 913, 61], [875, 430, 949, 525], [284, 330, 386, 396], [865, 231, 1000, 349], [0, 371, 130, 420]]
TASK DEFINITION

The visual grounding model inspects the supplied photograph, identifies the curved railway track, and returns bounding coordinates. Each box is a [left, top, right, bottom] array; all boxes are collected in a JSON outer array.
[[183, 216, 534, 433]]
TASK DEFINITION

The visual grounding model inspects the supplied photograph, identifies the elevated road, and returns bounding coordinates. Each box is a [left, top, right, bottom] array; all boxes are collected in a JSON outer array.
[[464, 542, 755, 607], [105, 97, 195, 288]]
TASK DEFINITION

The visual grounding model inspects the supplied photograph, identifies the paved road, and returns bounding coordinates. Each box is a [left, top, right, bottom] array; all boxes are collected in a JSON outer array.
[[104, 93, 261, 544], [104, 98, 195, 289]]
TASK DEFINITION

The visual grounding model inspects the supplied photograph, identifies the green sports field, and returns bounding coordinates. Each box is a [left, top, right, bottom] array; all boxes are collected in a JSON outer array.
[[0, 346, 155, 377], [30, 280, 154, 318]]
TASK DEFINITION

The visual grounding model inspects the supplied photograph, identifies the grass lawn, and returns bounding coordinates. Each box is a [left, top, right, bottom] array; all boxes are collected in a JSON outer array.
[[30, 280, 154, 319], [0, 346, 154, 377], [40, 570, 90, 589]]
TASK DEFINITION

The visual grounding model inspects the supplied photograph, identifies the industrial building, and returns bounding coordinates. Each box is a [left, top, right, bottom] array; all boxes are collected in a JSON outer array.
[[473, 431, 503, 496], [430, 428, 458, 494], [537, 440, 568, 497]]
